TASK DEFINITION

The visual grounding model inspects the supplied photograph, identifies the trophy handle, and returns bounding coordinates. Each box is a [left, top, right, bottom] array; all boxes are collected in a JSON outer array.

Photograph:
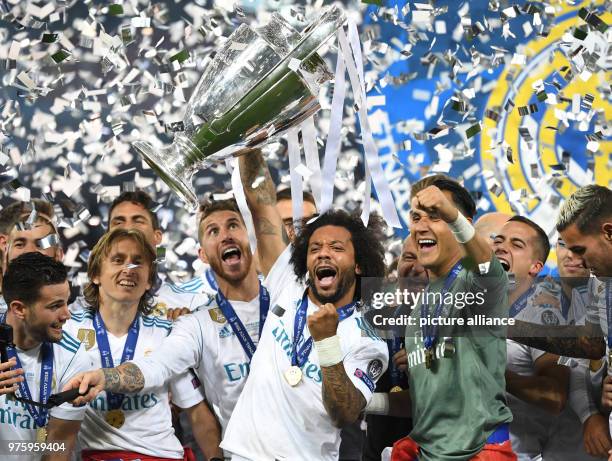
[[132, 137, 200, 211]]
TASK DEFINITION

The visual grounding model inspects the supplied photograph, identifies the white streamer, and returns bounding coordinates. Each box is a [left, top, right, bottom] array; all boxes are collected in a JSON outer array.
[[347, 19, 370, 225], [227, 158, 257, 254], [337, 27, 401, 228], [320, 36, 346, 215], [301, 116, 322, 209], [287, 128, 304, 227]]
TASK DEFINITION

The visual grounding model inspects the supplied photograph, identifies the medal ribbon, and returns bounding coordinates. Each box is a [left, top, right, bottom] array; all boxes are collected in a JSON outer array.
[[604, 280, 612, 355], [560, 289, 571, 321], [93, 311, 140, 410], [2, 312, 53, 429], [421, 261, 463, 351], [509, 284, 537, 318], [205, 269, 270, 360], [290, 292, 356, 368], [388, 336, 404, 388]]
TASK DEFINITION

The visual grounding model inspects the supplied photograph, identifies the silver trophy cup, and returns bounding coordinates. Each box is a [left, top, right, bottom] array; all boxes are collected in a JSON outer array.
[[133, 6, 346, 210]]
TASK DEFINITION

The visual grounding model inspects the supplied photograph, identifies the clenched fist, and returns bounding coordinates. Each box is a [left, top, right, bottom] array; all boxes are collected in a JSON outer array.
[[411, 185, 459, 223], [308, 303, 339, 341]]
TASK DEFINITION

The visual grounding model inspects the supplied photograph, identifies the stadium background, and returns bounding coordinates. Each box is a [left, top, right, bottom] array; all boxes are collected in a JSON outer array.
[[0, 0, 609, 281]]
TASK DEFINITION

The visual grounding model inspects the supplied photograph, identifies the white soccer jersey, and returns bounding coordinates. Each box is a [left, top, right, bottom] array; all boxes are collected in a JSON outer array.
[[220, 247, 388, 461], [132, 291, 263, 432], [0, 296, 6, 315], [582, 277, 610, 337], [64, 311, 204, 459], [0, 331, 91, 461], [583, 277, 612, 438], [508, 279, 599, 460], [69, 279, 204, 316], [152, 277, 216, 315]]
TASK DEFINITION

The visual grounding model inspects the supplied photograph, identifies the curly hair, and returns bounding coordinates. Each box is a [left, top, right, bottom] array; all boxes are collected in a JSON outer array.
[[83, 228, 157, 315], [290, 210, 386, 302]]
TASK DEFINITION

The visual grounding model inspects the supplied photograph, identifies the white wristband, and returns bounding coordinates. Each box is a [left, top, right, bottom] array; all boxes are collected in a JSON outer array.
[[365, 393, 389, 415], [448, 211, 475, 243], [314, 335, 343, 367]]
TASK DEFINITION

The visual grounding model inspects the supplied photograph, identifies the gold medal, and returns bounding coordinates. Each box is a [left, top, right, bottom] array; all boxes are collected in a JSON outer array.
[[390, 386, 403, 393], [590, 358, 604, 372], [284, 366, 303, 386], [425, 348, 434, 369], [105, 409, 126, 429], [36, 427, 47, 442], [443, 341, 455, 358]]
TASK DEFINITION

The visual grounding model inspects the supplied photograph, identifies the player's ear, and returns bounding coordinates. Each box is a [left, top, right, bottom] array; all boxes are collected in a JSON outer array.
[[10, 300, 28, 320], [602, 222, 612, 242]]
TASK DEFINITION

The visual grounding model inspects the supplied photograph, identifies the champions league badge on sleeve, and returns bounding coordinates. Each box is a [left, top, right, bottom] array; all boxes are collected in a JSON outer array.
[[354, 368, 376, 393], [366, 359, 384, 380]]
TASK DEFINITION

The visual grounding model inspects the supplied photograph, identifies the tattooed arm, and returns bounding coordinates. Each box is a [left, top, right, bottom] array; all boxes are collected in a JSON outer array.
[[321, 363, 366, 427], [62, 363, 145, 406], [238, 148, 288, 276], [309, 303, 367, 427], [103, 362, 145, 393], [508, 320, 605, 359]]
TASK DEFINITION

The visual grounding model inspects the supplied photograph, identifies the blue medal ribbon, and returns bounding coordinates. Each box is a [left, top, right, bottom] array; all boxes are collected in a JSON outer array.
[[1, 313, 53, 429], [509, 284, 537, 318], [604, 280, 612, 353], [388, 336, 404, 388], [290, 292, 356, 368], [421, 261, 463, 351], [205, 269, 270, 360], [560, 289, 571, 321], [93, 311, 140, 410]]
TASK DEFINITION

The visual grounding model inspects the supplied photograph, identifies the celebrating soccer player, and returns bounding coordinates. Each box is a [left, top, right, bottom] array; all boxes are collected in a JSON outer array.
[[0, 253, 91, 459], [381, 175, 514, 460], [63, 228, 218, 460]]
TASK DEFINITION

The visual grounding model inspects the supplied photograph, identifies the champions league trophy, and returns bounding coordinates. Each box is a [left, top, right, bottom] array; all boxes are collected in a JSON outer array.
[[133, 6, 346, 210]]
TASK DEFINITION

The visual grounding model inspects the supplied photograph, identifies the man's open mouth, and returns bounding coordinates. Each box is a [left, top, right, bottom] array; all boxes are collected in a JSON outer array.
[[222, 246, 242, 264], [315, 266, 337, 289], [418, 239, 437, 251], [498, 257, 510, 271]]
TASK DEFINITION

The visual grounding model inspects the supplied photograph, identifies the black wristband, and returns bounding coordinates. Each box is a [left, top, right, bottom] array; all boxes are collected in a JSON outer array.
[[209, 458, 224, 461]]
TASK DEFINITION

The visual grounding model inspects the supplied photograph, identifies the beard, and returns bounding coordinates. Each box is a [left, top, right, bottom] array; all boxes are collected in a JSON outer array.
[[208, 254, 251, 285], [309, 269, 357, 305], [28, 321, 60, 343]]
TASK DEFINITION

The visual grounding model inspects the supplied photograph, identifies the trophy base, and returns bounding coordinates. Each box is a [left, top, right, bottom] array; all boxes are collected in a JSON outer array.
[[132, 140, 199, 211]]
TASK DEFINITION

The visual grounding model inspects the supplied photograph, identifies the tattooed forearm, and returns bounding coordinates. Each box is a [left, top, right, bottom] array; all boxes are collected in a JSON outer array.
[[257, 217, 280, 236], [321, 363, 366, 428], [103, 363, 145, 393], [514, 336, 604, 360], [239, 149, 276, 207], [256, 217, 290, 245], [509, 320, 605, 359]]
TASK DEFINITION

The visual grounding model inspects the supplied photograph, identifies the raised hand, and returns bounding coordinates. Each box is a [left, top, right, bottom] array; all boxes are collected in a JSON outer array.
[[308, 303, 339, 342], [0, 357, 24, 395], [411, 185, 459, 223]]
